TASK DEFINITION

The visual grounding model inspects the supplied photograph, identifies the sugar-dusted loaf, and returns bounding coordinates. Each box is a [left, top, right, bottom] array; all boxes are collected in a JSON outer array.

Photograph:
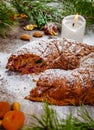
[[6, 38, 94, 105], [26, 53, 94, 105], [6, 38, 94, 74]]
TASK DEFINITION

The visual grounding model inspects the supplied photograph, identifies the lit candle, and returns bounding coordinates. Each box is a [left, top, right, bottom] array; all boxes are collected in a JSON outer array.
[[61, 14, 86, 42]]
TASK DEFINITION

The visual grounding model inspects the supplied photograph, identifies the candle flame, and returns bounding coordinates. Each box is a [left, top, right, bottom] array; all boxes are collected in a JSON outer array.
[[74, 13, 78, 22]]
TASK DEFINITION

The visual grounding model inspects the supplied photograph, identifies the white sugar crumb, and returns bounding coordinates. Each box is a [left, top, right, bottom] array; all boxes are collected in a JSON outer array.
[[0, 53, 10, 68]]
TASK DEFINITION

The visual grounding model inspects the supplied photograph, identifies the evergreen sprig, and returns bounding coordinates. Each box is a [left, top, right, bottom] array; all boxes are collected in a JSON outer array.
[[0, 1, 16, 37], [22, 103, 94, 130], [11, 0, 94, 29]]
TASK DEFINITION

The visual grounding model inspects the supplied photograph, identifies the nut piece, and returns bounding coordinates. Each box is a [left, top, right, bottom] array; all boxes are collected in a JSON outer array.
[[33, 31, 44, 37], [12, 102, 21, 111], [20, 34, 31, 41]]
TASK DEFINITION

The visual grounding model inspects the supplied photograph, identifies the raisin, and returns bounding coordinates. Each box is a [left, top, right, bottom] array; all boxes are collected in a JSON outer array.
[[35, 59, 42, 64]]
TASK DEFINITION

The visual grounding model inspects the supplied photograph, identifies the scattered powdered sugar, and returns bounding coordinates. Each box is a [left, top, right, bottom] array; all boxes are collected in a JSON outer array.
[[0, 52, 36, 99], [0, 53, 10, 68]]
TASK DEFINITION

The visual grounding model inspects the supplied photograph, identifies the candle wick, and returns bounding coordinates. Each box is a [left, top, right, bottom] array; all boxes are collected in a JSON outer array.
[[72, 23, 75, 27]]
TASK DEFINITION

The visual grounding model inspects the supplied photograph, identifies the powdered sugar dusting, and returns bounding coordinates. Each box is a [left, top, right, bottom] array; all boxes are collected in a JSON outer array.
[[0, 52, 36, 99], [11, 39, 53, 57]]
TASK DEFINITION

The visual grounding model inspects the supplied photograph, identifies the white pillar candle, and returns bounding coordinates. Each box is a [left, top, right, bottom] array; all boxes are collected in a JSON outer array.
[[61, 15, 86, 42]]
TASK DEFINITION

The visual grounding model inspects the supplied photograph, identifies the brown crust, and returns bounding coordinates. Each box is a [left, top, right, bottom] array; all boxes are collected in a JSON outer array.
[[27, 61, 94, 105]]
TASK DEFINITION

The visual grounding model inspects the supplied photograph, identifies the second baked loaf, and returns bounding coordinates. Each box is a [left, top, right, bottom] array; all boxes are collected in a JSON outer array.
[[26, 53, 94, 105]]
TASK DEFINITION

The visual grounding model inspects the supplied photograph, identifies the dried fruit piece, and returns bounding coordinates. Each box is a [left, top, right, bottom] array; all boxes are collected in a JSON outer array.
[[2, 110, 25, 130], [18, 14, 28, 19], [0, 101, 11, 118], [10, 14, 28, 20], [44, 22, 57, 36], [20, 34, 31, 41], [12, 102, 21, 111], [24, 24, 37, 31], [33, 31, 44, 37]]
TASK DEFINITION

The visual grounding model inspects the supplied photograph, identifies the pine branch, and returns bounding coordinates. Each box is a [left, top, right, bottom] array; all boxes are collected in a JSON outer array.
[[11, 0, 94, 29], [22, 103, 94, 130], [0, 1, 16, 37]]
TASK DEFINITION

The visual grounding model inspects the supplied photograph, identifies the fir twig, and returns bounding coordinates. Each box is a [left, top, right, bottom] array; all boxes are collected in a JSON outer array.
[[0, 1, 16, 37], [11, 0, 94, 29], [22, 103, 94, 130]]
